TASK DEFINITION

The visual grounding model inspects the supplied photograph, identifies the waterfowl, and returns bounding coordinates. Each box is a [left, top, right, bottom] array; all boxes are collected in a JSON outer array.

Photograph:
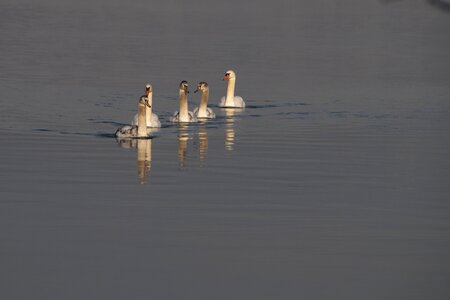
[[193, 82, 216, 119], [115, 96, 152, 138], [219, 70, 245, 108], [131, 84, 161, 128], [170, 80, 198, 123]]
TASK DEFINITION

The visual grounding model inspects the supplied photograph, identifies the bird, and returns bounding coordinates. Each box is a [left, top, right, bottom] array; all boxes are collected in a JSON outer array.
[[193, 81, 216, 119], [170, 80, 198, 123], [219, 69, 245, 108], [131, 84, 161, 128], [115, 96, 153, 138]]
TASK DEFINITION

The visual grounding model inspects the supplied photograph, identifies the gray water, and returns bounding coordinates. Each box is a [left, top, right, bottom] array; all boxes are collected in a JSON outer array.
[[1, 0, 450, 299]]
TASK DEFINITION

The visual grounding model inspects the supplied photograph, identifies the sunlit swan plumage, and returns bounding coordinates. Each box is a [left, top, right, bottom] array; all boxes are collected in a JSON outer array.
[[219, 70, 245, 108], [131, 84, 161, 128], [194, 82, 216, 119], [170, 80, 198, 123], [115, 96, 152, 138]]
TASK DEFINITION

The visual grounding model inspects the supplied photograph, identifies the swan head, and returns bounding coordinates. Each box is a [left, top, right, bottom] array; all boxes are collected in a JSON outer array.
[[139, 96, 151, 108], [145, 84, 152, 96], [223, 70, 236, 81], [179, 80, 189, 94], [194, 81, 209, 93]]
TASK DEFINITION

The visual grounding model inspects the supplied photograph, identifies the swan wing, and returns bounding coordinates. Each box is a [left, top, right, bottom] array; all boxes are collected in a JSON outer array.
[[234, 96, 245, 108], [207, 107, 216, 119], [115, 125, 137, 138], [188, 111, 198, 122], [131, 113, 138, 126], [170, 111, 180, 122], [193, 107, 215, 119], [149, 113, 161, 128], [218, 96, 227, 107], [132, 113, 161, 127], [218, 96, 245, 108]]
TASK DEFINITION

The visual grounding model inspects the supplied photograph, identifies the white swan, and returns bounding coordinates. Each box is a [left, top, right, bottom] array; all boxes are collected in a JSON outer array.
[[193, 82, 216, 119], [219, 70, 245, 108], [115, 96, 153, 138], [170, 80, 198, 123], [131, 84, 161, 128]]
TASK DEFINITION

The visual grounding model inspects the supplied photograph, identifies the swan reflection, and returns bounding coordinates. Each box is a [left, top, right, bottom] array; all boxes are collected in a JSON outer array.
[[177, 124, 190, 169], [114, 107, 245, 177], [223, 108, 243, 151], [195, 123, 209, 165], [137, 139, 152, 184], [116, 130, 156, 184], [116, 138, 138, 149]]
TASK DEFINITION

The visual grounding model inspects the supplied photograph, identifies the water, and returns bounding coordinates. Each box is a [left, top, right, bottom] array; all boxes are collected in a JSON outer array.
[[1, 0, 450, 299]]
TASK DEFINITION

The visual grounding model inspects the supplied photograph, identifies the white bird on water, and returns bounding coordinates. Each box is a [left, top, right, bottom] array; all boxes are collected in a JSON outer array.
[[131, 84, 161, 128], [115, 96, 153, 138], [193, 81, 215, 119], [170, 80, 198, 123], [219, 70, 245, 108]]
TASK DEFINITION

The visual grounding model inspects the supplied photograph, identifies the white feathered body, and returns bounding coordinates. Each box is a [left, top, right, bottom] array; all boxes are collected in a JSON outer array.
[[170, 111, 198, 123], [131, 112, 161, 128], [219, 96, 245, 108], [194, 107, 216, 119]]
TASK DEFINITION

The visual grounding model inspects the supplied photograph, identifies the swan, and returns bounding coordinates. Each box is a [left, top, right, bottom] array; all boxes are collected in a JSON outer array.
[[193, 82, 216, 119], [115, 96, 153, 138], [131, 84, 161, 128], [219, 70, 245, 108], [170, 80, 198, 123]]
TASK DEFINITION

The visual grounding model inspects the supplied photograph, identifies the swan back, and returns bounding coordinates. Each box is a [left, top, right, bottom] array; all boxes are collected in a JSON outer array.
[[132, 112, 161, 127], [194, 107, 216, 119], [115, 125, 137, 138], [170, 111, 198, 123]]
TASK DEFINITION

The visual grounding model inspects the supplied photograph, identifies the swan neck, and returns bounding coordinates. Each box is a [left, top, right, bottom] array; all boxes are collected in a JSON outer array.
[[198, 90, 209, 115], [179, 91, 189, 122], [137, 102, 147, 137], [146, 93, 153, 117], [226, 78, 236, 105]]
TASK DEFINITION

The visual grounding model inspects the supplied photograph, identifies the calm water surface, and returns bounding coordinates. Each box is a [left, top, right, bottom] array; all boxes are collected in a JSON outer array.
[[1, 0, 449, 299]]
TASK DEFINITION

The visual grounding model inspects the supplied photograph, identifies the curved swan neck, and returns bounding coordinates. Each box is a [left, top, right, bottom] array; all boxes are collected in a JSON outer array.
[[137, 102, 147, 137], [225, 77, 236, 105], [179, 90, 189, 122]]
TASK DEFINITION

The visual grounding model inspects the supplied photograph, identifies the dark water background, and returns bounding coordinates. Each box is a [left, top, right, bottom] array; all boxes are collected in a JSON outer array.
[[1, 0, 449, 299]]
